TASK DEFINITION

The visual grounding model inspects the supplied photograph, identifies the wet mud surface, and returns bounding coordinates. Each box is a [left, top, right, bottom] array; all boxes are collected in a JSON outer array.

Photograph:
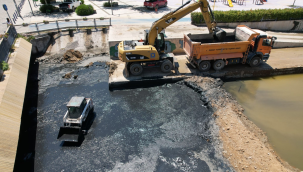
[[17, 60, 233, 171]]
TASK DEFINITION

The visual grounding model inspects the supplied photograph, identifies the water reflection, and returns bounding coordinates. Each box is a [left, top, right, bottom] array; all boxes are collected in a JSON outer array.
[[223, 74, 303, 170]]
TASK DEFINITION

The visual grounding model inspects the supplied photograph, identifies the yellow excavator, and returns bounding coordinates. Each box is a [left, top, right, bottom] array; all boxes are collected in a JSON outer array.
[[118, 0, 225, 75]]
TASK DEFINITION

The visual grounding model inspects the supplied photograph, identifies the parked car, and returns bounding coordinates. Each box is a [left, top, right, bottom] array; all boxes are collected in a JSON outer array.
[[59, 0, 82, 12], [144, 0, 167, 9]]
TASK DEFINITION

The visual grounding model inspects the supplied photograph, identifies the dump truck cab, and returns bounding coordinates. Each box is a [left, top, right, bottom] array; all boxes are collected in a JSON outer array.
[[250, 35, 276, 62]]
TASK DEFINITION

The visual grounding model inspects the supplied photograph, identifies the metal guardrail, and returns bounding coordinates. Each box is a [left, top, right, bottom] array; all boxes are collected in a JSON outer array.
[[0, 26, 17, 62], [14, 18, 111, 34]]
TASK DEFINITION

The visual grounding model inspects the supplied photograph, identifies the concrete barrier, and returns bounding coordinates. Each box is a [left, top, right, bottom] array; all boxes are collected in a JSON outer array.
[[0, 38, 32, 172]]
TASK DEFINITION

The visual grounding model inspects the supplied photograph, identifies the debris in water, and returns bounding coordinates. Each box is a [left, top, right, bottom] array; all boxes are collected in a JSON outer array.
[[63, 72, 73, 79]]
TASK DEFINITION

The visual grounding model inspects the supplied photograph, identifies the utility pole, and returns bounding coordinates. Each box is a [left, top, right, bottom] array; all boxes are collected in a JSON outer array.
[[28, 0, 35, 16], [13, 0, 22, 18], [293, 0, 296, 6], [111, 0, 113, 15]]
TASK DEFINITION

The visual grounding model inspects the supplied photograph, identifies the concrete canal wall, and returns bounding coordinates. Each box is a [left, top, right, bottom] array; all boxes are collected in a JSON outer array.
[[0, 38, 32, 171]]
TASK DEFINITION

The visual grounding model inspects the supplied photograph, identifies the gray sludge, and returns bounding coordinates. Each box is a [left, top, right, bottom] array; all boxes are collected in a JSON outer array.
[[32, 62, 233, 171]]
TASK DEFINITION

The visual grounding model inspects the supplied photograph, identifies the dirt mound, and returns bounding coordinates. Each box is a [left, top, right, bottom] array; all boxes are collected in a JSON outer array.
[[107, 61, 117, 77], [63, 49, 83, 62], [183, 76, 300, 172]]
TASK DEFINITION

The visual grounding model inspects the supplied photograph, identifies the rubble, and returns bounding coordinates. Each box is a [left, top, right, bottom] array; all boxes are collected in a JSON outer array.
[[108, 61, 117, 77]]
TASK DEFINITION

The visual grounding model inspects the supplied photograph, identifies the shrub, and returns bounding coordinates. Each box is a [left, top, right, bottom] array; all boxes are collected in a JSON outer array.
[[0, 61, 9, 71], [191, 8, 303, 24], [40, 4, 54, 13], [17, 34, 35, 43], [0, 33, 9, 39], [103, 2, 118, 7], [80, 0, 84, 4], [40, 0, 51, 4], [75, 4, 94, 16]]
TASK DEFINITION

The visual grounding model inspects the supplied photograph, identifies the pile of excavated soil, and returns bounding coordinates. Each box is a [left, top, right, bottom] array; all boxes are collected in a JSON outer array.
[[63, 49, 83, 62], [182, 76, 299, 172], [107, 61, 117, 77]]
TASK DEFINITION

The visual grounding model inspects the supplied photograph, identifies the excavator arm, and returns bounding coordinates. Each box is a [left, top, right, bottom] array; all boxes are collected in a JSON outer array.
[[147, 0, 217, 46]]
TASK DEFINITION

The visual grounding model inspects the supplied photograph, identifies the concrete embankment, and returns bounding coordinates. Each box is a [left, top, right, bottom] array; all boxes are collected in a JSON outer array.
[[0, 38, 32, 171]]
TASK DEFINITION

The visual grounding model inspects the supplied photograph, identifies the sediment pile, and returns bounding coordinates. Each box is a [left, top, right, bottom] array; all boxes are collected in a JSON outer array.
[[63, 49, 83, 62], [182, 76, 299, 172]]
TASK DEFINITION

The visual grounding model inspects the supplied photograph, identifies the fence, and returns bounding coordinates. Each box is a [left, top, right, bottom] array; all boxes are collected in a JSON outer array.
[[0, 26, 18, 62], [12, 0, 26, 24], [15, 18, 112, 34]]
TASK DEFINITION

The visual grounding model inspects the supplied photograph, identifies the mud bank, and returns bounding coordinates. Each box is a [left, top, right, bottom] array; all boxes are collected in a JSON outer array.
[[182, 76, 300, 172]]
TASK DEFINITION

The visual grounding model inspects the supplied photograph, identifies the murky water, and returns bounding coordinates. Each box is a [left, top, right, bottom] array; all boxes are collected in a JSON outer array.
[[223, 74, 303, 170]]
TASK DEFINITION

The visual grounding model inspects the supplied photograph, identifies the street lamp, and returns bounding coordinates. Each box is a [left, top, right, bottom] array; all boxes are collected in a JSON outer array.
[[293, 0, 296, 6]]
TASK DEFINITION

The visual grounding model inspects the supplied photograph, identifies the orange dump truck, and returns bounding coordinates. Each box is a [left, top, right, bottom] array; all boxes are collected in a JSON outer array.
[[183, 25, 277, 71]]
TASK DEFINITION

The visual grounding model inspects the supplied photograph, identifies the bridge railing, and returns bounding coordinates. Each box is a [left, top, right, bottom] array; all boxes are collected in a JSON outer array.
[[14, 17, 111, 34]]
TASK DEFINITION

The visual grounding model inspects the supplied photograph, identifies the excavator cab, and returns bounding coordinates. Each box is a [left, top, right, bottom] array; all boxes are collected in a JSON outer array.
[[155, 33, 165, 53], [144, 30, 166, 53]]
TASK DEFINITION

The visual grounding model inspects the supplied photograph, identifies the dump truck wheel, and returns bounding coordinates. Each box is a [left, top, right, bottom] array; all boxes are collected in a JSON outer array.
[[130, 63, 143, 75], [161, 59, 173, 73], [164, 2, 167, 7], [213, 60, 225, 71], [250, 56, 261, 67], [198, 61, 211, 71]]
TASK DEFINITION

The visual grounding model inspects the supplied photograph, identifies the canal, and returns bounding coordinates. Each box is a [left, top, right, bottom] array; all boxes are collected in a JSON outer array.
[[223, 74, 303, 170], [15, 60, 233, 171]]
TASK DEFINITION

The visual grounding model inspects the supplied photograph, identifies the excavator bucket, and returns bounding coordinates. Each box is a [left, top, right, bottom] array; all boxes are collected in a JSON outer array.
[[57, 126, 82, 142], [214, 27, 226, 42]]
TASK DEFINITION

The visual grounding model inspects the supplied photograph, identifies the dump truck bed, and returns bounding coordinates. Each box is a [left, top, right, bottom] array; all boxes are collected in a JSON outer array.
[[183, 25, 260, 60]]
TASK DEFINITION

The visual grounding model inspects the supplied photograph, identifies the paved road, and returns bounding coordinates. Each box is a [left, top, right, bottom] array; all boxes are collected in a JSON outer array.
[[0, 0, 22, 33]]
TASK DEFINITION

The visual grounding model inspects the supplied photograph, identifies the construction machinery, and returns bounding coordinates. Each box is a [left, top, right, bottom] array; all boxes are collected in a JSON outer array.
[[184, 25, 277, 71], [118, 0, 225, 76], [57, 96, 94, 142]]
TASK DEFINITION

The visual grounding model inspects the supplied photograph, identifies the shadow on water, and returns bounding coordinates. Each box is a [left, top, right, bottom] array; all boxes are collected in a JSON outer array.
[[13, 54, 40, 172]]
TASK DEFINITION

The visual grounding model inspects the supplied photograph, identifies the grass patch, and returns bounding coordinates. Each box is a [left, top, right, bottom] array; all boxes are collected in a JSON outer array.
[[0, 61, 9, 71], [17, 34, 35, 43]]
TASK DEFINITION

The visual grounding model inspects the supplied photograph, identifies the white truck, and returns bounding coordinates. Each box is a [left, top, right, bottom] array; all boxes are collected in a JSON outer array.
[[59, 0, 82, 12], [57, 96, 94, 142]]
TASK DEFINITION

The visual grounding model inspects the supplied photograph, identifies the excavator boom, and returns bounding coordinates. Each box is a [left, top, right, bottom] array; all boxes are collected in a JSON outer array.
[[147, 0, 216, 46]]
